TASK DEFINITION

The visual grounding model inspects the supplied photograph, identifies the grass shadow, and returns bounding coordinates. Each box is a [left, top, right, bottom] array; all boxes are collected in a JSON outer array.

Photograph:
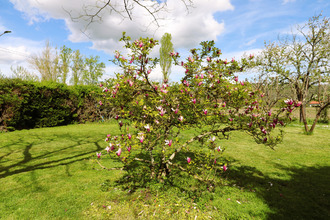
[[0, 133, 104, 179], [226, 164, 330, 219]]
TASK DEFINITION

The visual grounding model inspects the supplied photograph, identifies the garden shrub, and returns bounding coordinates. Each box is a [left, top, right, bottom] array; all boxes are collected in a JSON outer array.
[[0, 78, 106, 131]]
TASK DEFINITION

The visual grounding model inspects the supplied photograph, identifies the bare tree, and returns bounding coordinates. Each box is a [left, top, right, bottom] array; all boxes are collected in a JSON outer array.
[[29, 41, 60, 82], [255, 14, 330, 134], [11, 65, 39, 81], [67, 0, 194, 29]]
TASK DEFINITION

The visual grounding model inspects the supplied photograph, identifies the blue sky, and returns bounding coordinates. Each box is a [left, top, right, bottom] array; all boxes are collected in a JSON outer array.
[[0, 0, 329, 81]]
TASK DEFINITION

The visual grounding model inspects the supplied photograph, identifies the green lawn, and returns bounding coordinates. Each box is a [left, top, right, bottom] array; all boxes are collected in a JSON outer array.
[[0, 121, 329, 219]]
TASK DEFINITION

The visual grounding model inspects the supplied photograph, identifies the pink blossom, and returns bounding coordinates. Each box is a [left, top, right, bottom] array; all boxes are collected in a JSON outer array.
[[128, 80, 134, 87], [107, 134, 111, 138], [127, 134, 132, 139], [119, 121, 123, 127], [234, 76, 238, 82], [178, 116, 183, 121], [222, 102, 226, 107], [200, 74, 204, 79], [137, 134, 144, 143], [139, 42, 143, 48], [261, 128, 267, 134], [214, 159, 217, 164], [99, 101, 103, 106], [268, 111, 272, 116], [99, 83, 103, 87], [222, 165, 227, 171], [165, 139, 172, 147], [209, 136, 216, 142], [198, 81, 203, 86], [127, 146, 131, 152], [240, 81, 244, 86], [147, 69, 151, 74], [144, 124, 150, 132], [284, 99, 294, 105], [96, 152, 102, 159], [187, 157, 191, 163], [110, 143, 115, 151], [203, 109, 208, 115], [115, 51, 120, 59], [160, 108, 166, 116], [206, 57, 211, 62], [188, 56, 194, 62], [116, 148, 122, 156], [192, 98, 196, 104], [105, 147, 110, 153], [215, 146, 222, 152]]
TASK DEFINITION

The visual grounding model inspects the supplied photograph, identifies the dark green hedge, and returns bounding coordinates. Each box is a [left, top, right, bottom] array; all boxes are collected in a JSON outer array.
[[0, 78, 106, 131]]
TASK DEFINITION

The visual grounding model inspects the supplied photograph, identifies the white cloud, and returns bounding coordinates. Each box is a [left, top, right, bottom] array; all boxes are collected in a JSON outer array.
[[245, 38, 256, 46], [0, 37, 43, 77], [9, 0, 234, 53], [282, 0, 296, 5]]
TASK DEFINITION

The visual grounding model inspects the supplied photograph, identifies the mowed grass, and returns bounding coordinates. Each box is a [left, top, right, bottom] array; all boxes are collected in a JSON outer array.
[[0, 121, 329, 219]]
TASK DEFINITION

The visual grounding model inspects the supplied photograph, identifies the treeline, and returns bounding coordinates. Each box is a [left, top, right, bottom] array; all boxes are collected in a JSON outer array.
[[10, 42, 106, 85], [0, 78, 109, 132]]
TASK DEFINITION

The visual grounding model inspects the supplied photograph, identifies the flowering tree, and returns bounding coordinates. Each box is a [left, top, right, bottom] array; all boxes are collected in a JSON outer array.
[[252, 14, 330, 134], [97, 33, 298, 182]]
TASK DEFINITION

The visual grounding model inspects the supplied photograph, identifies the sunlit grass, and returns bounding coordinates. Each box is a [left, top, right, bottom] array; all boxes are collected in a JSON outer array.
[[0, 121, 329, 219]]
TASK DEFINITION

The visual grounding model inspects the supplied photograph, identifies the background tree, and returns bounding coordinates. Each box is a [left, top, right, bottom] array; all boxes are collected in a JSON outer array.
[[29, 41, 60, 82], [59, 45, 72, 84], [0, 70, 5, 79], [82, 55, 105, 85], [11, 65, 39, 81], [159, 33, 173, 83], [71, 49, 85, 86], [252, 75, 289, 111], [254, 14, 330, 134]]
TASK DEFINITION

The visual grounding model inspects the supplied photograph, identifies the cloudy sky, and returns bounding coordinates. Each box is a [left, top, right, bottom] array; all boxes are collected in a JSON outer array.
[[0, 0, 329, 81]]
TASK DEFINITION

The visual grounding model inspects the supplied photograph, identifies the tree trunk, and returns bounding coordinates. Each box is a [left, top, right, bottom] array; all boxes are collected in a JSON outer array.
[[301, 104, 310, 133], [309, 103, 330, 133], [299, 107, 303, 123]]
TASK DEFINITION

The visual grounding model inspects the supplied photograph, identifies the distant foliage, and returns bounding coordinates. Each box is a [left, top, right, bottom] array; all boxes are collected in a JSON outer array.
[[27, 42, 105, 85], [0, 78, 107, 131]]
